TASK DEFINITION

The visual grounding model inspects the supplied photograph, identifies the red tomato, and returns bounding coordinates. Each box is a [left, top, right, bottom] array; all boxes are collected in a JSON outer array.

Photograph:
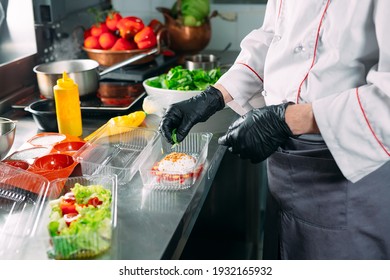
[[90, 22, 109, 37], [64, 213, 80, 226], [84, 35, 101, 49], [106, 11, 122, 31], [60, 192, 78, 215], [87, 197, 103, 207], [99, 32, 118, 50], [84, 28, 92, 39]]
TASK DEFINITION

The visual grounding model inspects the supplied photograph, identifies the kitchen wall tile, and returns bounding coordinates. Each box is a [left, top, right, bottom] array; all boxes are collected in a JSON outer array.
[[237, 5, 266, 41], [151, 0, 176, 9], [208, 16, 238, 51], [112, 0, 152, 12], [208, 4, 266, 51]]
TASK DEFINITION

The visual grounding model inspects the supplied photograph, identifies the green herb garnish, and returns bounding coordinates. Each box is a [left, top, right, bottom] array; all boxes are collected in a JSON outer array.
[[171, 128, 179, 149]]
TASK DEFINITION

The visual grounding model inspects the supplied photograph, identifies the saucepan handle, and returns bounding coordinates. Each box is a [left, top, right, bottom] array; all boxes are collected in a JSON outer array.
[[99, 47, 159, 77]]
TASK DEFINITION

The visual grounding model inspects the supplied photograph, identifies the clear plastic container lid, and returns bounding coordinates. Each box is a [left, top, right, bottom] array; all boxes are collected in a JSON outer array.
[[8, 146, 50, 164], [139, 132, 212, 191], [24, 174, 118, 260], [0, 162, 49, 259], [28, 133, 67, 146], [73, 125, 159, 184]]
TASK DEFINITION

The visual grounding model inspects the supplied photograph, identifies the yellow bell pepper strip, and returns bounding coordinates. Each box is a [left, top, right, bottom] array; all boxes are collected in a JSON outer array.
[[84, 111, 147, 141]]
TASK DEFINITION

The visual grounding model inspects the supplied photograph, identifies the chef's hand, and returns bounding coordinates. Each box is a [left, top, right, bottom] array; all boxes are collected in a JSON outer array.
[[159, 86, 225, 144], [218, 103, 293, 163]]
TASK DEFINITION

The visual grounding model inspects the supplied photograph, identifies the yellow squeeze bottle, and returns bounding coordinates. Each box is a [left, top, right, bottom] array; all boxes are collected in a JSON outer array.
[[53, 72, 83, 137]]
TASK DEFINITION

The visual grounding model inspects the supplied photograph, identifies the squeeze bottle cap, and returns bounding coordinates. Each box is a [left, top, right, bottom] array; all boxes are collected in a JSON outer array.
[[57, 71, 76, 88]]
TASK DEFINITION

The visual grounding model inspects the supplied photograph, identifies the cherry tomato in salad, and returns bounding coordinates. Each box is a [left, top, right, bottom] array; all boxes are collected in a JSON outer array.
[[87, 197, 103, 207], [60, 192, 78, 215]]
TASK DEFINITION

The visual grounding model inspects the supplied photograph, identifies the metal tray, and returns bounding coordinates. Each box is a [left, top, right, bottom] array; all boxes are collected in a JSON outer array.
[[12, 90, 145, 117]]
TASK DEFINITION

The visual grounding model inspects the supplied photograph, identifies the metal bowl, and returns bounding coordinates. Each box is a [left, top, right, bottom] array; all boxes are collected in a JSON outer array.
[[184, 54, 219, 70], [82, 47, 156, 67], [0, 117, 16, 160], [24, 99, 58, 132]]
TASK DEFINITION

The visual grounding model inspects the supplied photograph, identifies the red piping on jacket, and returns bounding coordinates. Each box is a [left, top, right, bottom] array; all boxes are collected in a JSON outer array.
[[355, 88, 390, 156], [278, 0, 283, 19], [236, 62, 264, 83], [296, 0, 331, 104]]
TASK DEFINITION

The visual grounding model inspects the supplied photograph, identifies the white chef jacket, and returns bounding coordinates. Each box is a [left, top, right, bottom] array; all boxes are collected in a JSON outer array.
[[218, 0, 390, 183]]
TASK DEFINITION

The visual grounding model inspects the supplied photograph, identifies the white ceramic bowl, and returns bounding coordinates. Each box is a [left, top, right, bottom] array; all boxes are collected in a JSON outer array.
[[142, 77, 202, 112]]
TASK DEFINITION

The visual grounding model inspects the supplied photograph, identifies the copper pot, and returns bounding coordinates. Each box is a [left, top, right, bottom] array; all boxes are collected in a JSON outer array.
[[157, 7, 212, 55]]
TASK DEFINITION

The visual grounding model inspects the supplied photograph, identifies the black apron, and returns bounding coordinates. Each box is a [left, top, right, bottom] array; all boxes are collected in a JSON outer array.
[[263, 135, 390, 260]]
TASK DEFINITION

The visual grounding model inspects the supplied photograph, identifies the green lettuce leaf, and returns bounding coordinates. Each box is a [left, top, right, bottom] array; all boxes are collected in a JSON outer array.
[[146, 65, 221, 91], [47, 183, 112, 259]]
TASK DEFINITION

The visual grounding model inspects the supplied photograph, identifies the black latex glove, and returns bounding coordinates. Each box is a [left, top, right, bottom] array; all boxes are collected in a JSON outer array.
[[159, 86, 225, 144], [218, 103, 293, 163]]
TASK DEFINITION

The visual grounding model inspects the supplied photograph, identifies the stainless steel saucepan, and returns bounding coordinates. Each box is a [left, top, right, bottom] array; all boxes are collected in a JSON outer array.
[[33, 47, 159, 99]]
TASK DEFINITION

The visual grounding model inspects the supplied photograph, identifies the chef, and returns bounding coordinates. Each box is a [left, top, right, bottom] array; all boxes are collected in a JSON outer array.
[[159, 0, 390, 259]]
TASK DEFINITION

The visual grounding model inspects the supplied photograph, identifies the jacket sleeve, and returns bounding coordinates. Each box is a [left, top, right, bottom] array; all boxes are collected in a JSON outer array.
[[312, 1, 390, 183], [217, 0, 279, 115]]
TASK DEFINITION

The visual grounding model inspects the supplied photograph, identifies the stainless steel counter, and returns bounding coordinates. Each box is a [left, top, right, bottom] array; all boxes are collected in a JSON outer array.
[[114, 133, 228, 260], [2, 103, 241, 260]]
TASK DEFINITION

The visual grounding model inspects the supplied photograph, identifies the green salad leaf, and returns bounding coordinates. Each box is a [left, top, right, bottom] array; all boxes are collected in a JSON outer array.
[[72, 183, 112, 208], [146, 65, 222, 91], [47, 183, 112, 259]]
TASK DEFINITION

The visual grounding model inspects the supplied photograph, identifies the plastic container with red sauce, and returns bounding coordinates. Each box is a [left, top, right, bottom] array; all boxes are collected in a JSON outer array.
[[2, 159, 30, 170], [52, 141, 86, 155], [1, 133, 85, 195], [139, 132, 212, 191]]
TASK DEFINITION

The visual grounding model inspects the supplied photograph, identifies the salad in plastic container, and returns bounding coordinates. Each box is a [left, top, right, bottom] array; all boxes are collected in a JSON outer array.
[[27, 175, 118, 260]]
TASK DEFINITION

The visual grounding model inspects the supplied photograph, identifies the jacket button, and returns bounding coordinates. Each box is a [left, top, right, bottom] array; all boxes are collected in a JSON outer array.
[[261, 90, 267, 97], [273, 35, 282, 42], [294, 44, 305, 53]]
